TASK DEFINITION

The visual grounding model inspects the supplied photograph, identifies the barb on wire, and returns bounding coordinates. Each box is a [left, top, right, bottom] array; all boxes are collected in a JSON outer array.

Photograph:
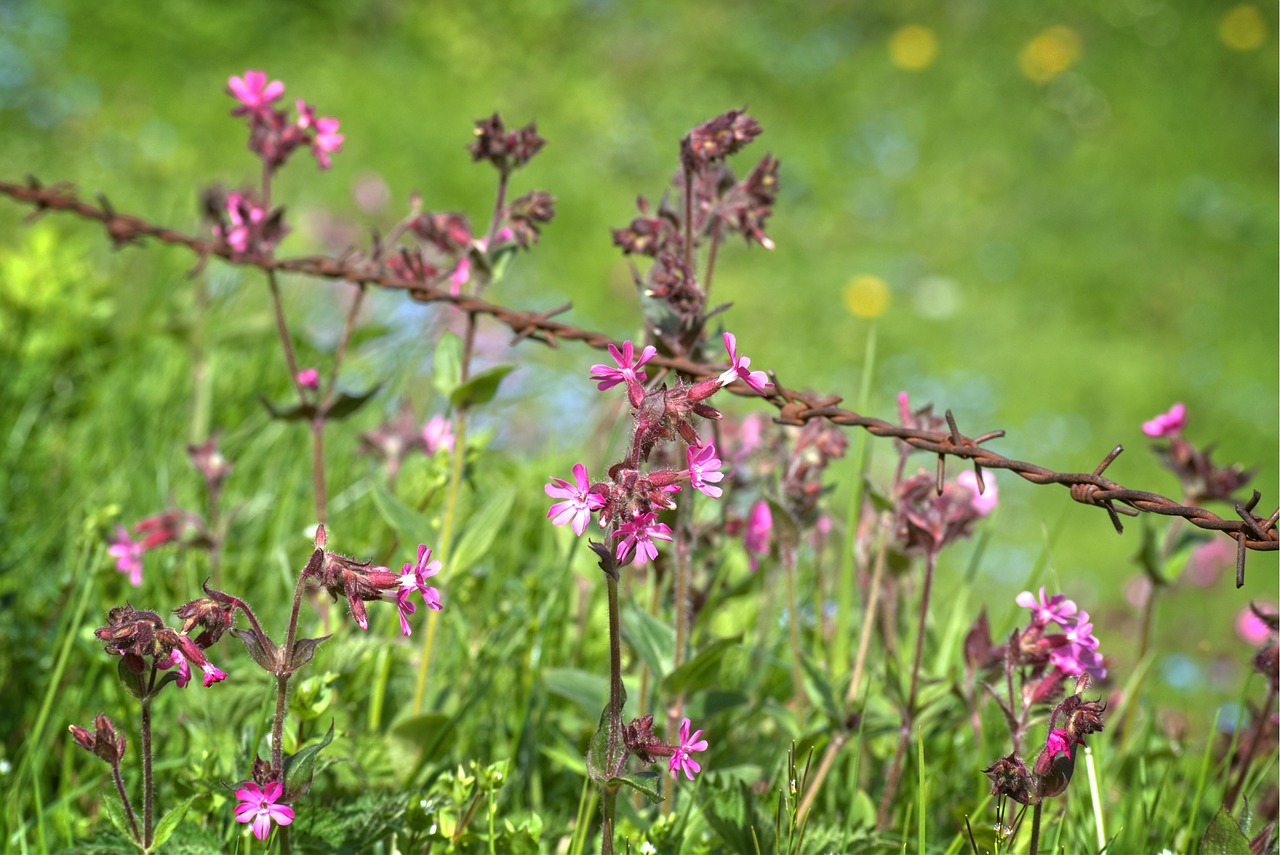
[[2, 177, 1275, 584]]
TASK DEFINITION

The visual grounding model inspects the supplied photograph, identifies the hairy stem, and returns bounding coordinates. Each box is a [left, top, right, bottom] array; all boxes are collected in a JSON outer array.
[[140, 696, 153, 848], [110, 761, 142, 846], [876, 549, 937, 829]]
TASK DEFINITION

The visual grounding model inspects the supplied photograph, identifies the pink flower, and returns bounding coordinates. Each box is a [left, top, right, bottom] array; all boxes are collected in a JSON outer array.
[[309, 116, 343, 169], [1236, 605, 1273, 646], [614, 512, 674, 565], [1063, 611, 1100, 651], [717, 332, 772, 394], [957, 470, 998, 516], [200, 661, 229, 687], [227, 71, 284, 116], [686, 443, 724, 498], [394, 587, 417, 636], [450, 255, 472, 294], [400, 544, 443, 612], [545, 463, 606, 536], [217, 192, 266, 254], [175, 634, 228, 687], [1016, 587, 1077, 628], [422, 415, 455, 455], [159, 649, 191, 688], [589, 341, 657, 391], [108, 526, 144, 586], [1142, 402, 1186, 438], [668, 717, 708, 780], [234, 781, 295, 841], [296, 368, 319, 389], [743, 500, 772, 570], [1044, 728, 1076, 761]]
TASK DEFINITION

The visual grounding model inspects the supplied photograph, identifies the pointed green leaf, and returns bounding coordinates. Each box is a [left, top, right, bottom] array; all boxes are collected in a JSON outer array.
[[283, 720, 335, 800], [586, 684, 627, 783], [611, 771, 662, 803], [621, 599, 675, 684], [326, 385, 383, 420], [231, 627, 278, 673], [369, 478, 433, 548], [542, 668, 609, 715], [151, 794, 201, 850], [1199, 806, 1251, 855], [390, 711, 454, 767], [450, 364, 516, 409], [288, 635, 332, 672], [97, 781, 137, 844], [434, 332, 463, 399], [662, 635, 742, 695], [451, 485, 515, 571]]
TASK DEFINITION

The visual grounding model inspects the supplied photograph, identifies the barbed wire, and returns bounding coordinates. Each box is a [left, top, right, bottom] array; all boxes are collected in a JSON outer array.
[[2, 177, 1276, 585]]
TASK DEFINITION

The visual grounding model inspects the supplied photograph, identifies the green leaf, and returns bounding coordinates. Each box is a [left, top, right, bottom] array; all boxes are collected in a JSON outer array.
[[283, 720, 335, 800], [451, 485, 515, 571], [326, 385, 383, 420], [450, 364, 516, 409], [662, 635, 743, 696], [799, 651, 842, 727], [230, 628, 278, 673], [621, 599, 675, 684], [542, 668, 608, 714], [1199, 806, 1251, 855], [288, 635, 332, 672], [369, 478, 433, 547], [434, 333, 463, 399], [97, 781, 137, 844], [390, 711, 454, 767], [150, 794, 201, 851], [611, 771, 662, 803], [586, 686, 627, 783]]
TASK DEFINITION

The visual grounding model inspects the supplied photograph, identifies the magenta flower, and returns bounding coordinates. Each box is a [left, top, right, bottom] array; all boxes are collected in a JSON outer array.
[[175, 634, 228, 687], [1016, 587, 1077, 628], [107, 526, 144, 586], [400, 544, 444, 612], [234, 781, 295, 841], [1142, 402, 1186, 438], [717, 332, 771, 395], [296, 368, 319, 389], [1236, 605, 1273, 646], [1050, 643, 1107, 680], [668, 717, 708, 780], [614, 512, 674, 565], [686, 443, 725, 498], [1044, 728, 1077, 761], [422, 415, 455, 455], [1063, 611, 1100, 651], [743, 500, 772, 570], [159, 649, 191, 688], [956, 470, 998, 516], [218, 192, 266, 254], [227, 70, 285, 115], [394, 587, 417, 636], [309, 116, 343, 169], [589, 341, 657, 391], [200, 660, 229, 687], [546, 463, 606, 536]]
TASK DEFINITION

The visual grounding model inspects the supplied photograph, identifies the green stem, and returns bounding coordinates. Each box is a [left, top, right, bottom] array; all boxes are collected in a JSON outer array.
[[1029, 801, 1042, 855], [783, 543, 805, 727]]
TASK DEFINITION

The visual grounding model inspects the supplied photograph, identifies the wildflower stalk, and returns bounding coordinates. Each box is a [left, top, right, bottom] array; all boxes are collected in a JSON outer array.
[[110, 760, 142, 847], [877, 550, 938, 829], [1028, 801, 1042, 855], [797, 517, 889, 821], [140, 696, 154, 849], [666, 501, 693, 811], [601, 546, 625, 855]]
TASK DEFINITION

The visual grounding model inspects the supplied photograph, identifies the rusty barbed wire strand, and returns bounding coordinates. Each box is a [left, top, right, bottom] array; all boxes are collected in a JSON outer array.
[[2, 177, 1276, 584]]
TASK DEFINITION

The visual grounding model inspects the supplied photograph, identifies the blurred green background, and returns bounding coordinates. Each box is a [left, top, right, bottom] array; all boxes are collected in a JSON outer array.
[[1, 0, 1276, 759]]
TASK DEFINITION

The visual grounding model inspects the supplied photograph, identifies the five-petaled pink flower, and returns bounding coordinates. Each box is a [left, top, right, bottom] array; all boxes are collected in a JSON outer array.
[[615, 512, 674, 565], [234, 781, 295, 841], [589, 341, 657, 391], [686, 443, 725, 499], [717, 332, 771, 394], [668, 717, 708, 780], [227, 70, 285, 115], [1142, 402, 1186, 438], [108, 526, 144, 586], [1016, 587, 1077, 628], [400, 544, 444, 612], [545, 463, 605, 536]]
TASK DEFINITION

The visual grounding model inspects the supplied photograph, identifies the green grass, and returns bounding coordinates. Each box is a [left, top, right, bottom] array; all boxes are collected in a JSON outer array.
[[0, 1, 1276, 852]]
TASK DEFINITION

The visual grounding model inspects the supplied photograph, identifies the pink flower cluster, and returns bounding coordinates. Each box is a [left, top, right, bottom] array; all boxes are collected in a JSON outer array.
[[311, 542, 443, 637], [226, 70, 343, 172], [107, 511, 193, 587], [1015, 587, 1106, 680], [547, 334, 769, 566]]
